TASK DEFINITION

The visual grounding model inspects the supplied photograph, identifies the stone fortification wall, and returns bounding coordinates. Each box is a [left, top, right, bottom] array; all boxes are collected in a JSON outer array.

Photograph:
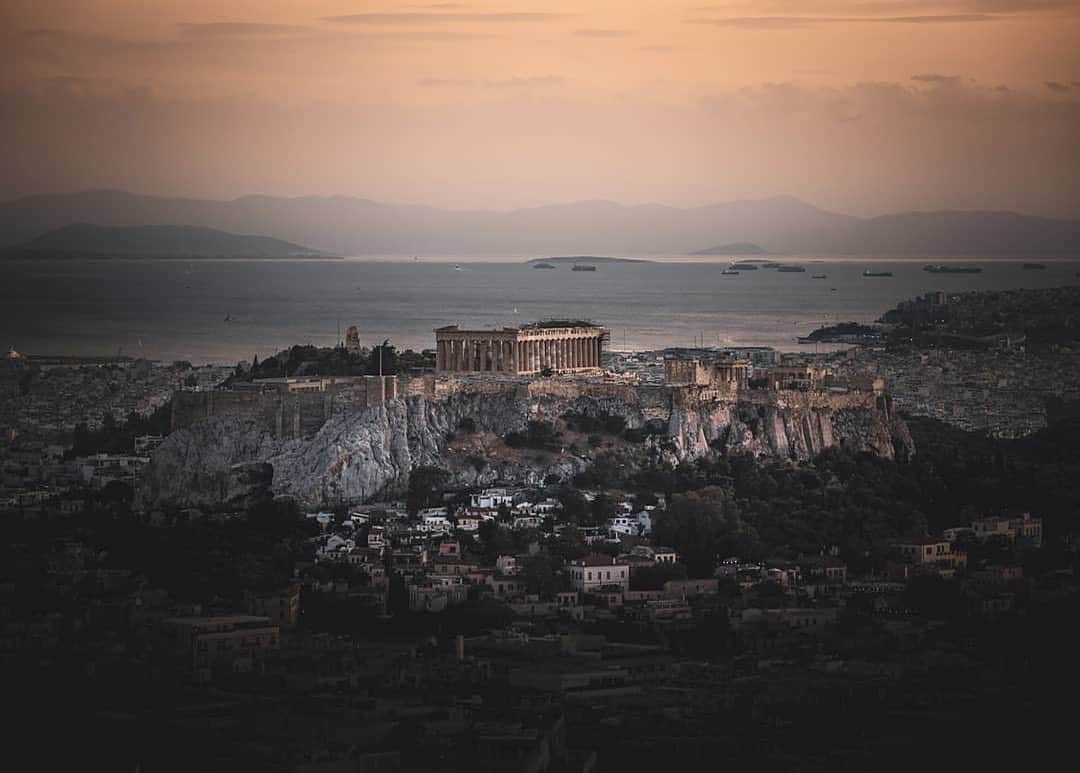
[[172, 374, 437, 439], [173, 374, 889, 443]]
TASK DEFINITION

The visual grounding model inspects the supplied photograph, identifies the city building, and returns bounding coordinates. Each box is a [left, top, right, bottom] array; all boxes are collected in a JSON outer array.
[[159, 615, 280, 681], [567, 555, 630, 593]]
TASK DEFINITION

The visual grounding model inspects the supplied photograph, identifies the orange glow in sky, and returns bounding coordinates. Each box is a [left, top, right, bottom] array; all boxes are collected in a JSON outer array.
[[2, 1, 1079, 215]]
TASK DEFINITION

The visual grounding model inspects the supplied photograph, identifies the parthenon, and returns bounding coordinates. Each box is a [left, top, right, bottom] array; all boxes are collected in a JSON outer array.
[[435, 321, 606, 375]]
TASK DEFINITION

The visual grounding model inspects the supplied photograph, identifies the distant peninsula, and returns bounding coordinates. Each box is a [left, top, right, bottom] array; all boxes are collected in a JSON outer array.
[[4, 223, 333, 260], [525, 255, 652, 264], [692, 242, 768, 256]]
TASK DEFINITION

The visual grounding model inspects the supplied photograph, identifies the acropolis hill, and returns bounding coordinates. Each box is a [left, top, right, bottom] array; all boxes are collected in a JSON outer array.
[[145, 323, 912, 511]]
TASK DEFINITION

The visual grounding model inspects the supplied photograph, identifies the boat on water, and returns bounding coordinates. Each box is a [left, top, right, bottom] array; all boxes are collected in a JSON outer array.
[[571, 264, 597, 272], [454, 264, 462, 271], [1022, 262, 1047, 270], [924, 264, 982, 274], [777, 265, 806, 273], [532, 262, 556, 269], [811, 274, 827, 279], [863, 269, 893, 277], [720, 268, 739, 276]]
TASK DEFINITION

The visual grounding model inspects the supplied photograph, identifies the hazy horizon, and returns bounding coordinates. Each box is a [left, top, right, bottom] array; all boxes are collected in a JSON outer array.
[[3, 1, 1079, 219], [5, 188, 1080, 223]]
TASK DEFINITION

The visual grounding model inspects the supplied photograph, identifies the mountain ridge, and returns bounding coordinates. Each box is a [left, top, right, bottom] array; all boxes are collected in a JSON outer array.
[[5, 223, 326, 259], [1, 190, 1076, 257]]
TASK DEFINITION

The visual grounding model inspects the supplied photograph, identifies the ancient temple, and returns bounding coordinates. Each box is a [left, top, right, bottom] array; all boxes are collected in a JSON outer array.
[[434, 321, 606, 375]]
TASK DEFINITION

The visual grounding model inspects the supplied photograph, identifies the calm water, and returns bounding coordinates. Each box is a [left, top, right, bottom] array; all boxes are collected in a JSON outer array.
[[2, 258, 1078, 364]]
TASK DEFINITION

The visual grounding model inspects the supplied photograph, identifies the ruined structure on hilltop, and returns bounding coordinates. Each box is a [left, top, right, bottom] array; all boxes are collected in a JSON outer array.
[[145, 323, 909, 511], [435, 321, 606, 375]]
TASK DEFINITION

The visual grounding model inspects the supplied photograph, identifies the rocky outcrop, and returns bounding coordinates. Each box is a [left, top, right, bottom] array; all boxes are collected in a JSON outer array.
[[139, 385, 913, 511]]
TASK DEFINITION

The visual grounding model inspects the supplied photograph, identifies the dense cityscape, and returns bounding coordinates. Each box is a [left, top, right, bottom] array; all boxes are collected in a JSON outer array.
[[5, 2, 1080, 768], [4, 285, 1080, 770]]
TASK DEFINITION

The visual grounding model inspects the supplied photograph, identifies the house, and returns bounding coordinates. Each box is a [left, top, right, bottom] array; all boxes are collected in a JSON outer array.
[[890, 536, 966, 578], [470, 488, 515, 509], [437, 540, 462, 558], [972, 513, 1043, 548], [567, 555, 630, 593], [159, 615, 280, 682], [652, 547, 678, 564], [246, 585, 301, 629]]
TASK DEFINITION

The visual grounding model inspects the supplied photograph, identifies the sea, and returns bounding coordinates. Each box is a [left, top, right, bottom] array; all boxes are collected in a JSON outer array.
[[2, 257, 1078, 365]]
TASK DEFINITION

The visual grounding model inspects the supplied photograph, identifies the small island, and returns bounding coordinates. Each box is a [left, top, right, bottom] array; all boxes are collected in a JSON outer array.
[[692, 242, 767, 256], [526, 255, 651, 265]]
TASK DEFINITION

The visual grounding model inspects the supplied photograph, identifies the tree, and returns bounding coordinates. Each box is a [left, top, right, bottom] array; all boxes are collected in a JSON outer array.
[[406, 466, 450, 515], [548, 526, 588, 562], [519, 554, 558, 598], [653, 486, 759, 577], [367, 340, 398, 375], [590, 492, 619, 525], [557, 487, 589, 524], [478, 520, 515, 563]]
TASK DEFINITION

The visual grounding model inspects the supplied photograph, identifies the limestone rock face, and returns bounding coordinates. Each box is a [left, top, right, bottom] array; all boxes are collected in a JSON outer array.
[[140, 387, 911, 511], [135, 416, 278, 512]]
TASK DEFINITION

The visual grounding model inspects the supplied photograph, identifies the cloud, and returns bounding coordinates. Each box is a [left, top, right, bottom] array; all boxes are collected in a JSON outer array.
[[323, 12, 566, 25], [417, 76, 565, 89], [574, 29, 631, 38], [177, 23, 310, 39], [911, 73, 961, 83], [687, 15, 996, 28], [691, 1, 1078, 14], [1044, 81, 1071, 92], [483, 76, 565, 88], [418, 77, 476, 87]]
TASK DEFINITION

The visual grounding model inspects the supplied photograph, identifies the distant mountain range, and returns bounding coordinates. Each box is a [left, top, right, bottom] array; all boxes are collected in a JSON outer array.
[[4, 223, 325, 259], [1, 190, 1077, 257]]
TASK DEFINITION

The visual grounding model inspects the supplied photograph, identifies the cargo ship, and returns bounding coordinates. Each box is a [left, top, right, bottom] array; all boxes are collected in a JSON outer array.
[[924, 264, 982, 274]]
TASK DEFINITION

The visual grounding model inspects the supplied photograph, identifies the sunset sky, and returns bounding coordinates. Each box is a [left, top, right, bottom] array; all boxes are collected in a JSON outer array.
[[3, 1, 1079, 216]]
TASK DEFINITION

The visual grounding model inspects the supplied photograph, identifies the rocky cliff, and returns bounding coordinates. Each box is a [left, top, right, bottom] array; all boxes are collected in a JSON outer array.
[[138, 385, 913, 512]]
